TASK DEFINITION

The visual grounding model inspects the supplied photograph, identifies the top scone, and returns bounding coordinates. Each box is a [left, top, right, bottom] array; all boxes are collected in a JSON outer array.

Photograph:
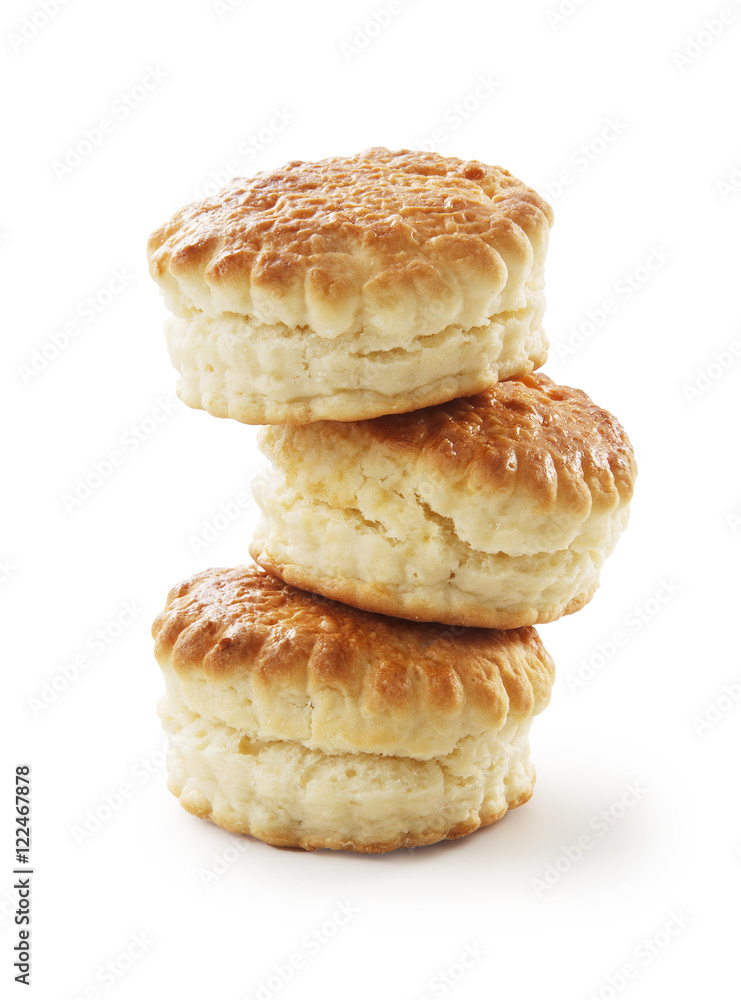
[[147, 147, 553, 424]]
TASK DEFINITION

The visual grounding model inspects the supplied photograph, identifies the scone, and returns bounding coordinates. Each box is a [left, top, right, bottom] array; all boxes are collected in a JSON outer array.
[[250, 374, 636, 629], [152, 565, 555, 853], [147, 147, 553, 424]]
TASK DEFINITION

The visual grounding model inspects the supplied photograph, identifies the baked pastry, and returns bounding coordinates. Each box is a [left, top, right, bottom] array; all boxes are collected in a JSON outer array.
[[153, 565, 555, 853], [250, 374, 636, 628], [147, 147, 553, 424]]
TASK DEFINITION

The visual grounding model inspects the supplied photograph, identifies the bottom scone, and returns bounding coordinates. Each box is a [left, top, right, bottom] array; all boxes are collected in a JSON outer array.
[[152, 566, 555, 853]]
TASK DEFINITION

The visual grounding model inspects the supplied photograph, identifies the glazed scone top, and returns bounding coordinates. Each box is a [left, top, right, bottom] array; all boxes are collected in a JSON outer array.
[[147, 147, 553, 339], [152, 566, 554, 756], [258, 374, 636, 558], [360, 374, 636, 511]]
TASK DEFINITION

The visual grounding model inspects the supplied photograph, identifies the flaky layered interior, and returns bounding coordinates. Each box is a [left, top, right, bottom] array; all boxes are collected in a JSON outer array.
[[163, 275, 546, 424], [250, 448, 631, 628], [159, 693, 536, 852]]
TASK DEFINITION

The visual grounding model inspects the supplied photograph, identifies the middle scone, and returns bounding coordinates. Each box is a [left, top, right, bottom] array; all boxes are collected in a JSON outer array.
[[251, 374, 637, 629]]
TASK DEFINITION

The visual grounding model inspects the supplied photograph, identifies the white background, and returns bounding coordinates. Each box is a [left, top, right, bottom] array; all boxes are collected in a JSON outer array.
[[3, 0, 740, 997]]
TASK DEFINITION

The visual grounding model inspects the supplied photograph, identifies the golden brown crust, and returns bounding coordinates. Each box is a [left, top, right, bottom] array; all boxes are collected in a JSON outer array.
[[152, 565, 554, 727], [169, 779, 532, 854], [291, 373, 636, 517], [147, 147, 552, 335]]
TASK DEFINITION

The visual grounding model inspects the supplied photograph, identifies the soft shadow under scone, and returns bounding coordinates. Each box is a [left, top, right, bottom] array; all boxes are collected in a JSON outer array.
[[152, 566, 555, 853], [147, 147, 553, 424], [251, 374, 637, 628]]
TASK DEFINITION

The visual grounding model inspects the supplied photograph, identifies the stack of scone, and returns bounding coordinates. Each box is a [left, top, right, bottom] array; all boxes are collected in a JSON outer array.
[[148, 148, 636, 853]]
